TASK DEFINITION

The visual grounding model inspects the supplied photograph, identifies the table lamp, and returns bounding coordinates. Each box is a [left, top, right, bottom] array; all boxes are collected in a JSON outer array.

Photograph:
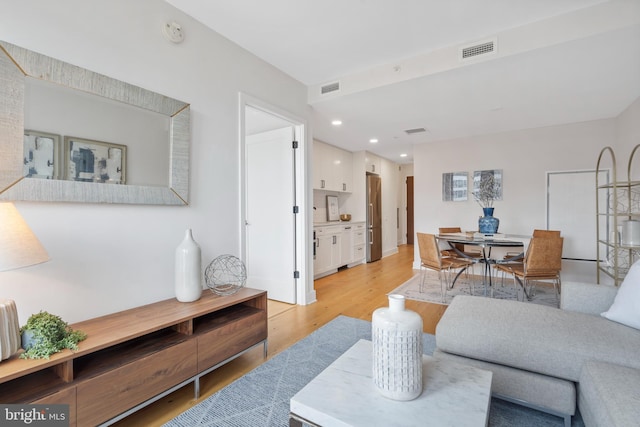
[[0, 202, 49, 360]]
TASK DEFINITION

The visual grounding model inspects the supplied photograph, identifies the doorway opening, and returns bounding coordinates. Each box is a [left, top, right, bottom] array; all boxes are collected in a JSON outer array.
[[406, 176, 414, 244], [239, 95, 311, 305]]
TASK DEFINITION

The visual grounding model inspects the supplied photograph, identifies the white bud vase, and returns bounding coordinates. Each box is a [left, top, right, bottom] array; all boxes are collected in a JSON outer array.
[[372, 294, 423, 400], [175, 228, 202, 302]]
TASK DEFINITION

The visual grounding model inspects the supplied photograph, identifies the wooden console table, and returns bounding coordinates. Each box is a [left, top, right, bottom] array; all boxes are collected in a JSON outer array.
[[0, 288, 268, 426]]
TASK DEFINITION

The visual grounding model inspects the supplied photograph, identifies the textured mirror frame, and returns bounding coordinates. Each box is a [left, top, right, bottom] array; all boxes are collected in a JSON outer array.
[[0, 41, 190, 205]]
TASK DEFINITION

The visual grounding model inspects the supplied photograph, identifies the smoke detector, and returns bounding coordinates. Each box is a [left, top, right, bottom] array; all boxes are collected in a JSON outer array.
[[163, 21, 184, 44]]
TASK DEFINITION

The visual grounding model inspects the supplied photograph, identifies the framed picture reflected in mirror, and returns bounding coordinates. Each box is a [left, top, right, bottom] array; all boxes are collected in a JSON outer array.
[[64, 136, 127, 184], [23, 130, 62, 180]]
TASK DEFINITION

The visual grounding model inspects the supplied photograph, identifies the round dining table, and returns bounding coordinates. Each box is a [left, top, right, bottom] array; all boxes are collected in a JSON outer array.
[[436, 233, 529, 296]]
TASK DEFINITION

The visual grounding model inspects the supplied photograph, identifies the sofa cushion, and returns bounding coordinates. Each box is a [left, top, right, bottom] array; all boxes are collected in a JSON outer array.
[[433, 348, 576, 417], [561, 281, 618, 315], [601, 259, 640, 330], [578, 361, 640, 427], [435, 296, 640, 382]]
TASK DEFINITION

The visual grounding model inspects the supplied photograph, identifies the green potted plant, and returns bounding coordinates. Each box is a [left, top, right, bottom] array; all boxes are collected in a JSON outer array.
[[20, 311, 87, 359]]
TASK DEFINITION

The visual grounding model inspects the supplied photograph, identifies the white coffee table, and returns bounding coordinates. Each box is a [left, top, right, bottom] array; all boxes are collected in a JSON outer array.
[[290, 339, 492, 427]]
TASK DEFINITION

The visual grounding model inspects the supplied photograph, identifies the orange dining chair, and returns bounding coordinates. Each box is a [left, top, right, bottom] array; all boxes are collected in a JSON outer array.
[[417, 232, 475, 303], [495, 236, 563, 305], [500, 229, 560, 276], [533, 229, 561, 238], [438, 227, 482, 261]]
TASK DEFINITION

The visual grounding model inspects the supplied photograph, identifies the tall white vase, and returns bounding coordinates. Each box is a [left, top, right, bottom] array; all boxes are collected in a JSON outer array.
[[372, 294, 423, 400], [175, 228, 202, 302]]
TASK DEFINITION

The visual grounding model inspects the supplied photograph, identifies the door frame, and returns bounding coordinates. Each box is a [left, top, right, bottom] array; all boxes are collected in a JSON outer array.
[[238, 93, 315, 305], [406, 176, 414, 245]]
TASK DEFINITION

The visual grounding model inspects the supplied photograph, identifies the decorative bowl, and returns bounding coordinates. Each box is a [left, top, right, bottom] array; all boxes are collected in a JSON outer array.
[[340, 214, 351, 221]]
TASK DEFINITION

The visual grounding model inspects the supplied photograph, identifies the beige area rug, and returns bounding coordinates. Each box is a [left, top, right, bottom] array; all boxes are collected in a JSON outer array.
[[390, 270, 559, 308]]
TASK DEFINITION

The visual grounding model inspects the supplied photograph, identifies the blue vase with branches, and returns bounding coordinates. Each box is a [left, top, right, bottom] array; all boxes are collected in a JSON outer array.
[[479, 207, 499, 233], [474, 174, 501, 234]]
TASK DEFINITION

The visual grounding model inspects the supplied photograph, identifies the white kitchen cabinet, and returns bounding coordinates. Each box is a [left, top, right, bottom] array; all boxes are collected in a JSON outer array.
[[314, 225, 342, 277], [340, 224, 354, 265], [314, 234, 333, 276], [352, 223, 366, 263], [314, 222, 366, 279], [365, 152, 382, 175], [313, 141, 329, 190], [335, 147, 353, 192], [313, 140, 353, 192]]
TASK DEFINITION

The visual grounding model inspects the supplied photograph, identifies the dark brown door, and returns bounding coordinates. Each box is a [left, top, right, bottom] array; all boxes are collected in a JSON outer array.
[[406, 176, 414, 244]]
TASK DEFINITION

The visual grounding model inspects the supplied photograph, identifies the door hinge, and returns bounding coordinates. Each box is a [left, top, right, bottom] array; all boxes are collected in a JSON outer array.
[[292, 140, 298, 149], [293, 205, 299, 214], [294, 270, 300, 279]]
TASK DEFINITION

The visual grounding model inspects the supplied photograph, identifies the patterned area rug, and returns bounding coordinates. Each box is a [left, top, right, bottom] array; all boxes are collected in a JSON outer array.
[[391, 269, 560, 307], [164, 315, 583, 427]]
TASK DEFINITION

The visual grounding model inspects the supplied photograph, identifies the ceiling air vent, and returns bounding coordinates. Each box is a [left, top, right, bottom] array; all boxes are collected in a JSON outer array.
[[320, 81, 340, 95], [460, 38, 497, 61], [404, 127, 427, 135]]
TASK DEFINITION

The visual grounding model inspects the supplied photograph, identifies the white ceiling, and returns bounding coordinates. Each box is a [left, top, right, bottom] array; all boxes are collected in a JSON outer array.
[[167, 0, 640, 163]]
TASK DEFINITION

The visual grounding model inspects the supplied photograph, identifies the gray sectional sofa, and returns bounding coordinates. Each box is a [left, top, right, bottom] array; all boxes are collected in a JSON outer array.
[[433, 282, 640, 427]]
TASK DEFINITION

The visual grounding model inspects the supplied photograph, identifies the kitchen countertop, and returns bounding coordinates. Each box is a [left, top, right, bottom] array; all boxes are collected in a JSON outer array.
[[314, 221, 364, 227]]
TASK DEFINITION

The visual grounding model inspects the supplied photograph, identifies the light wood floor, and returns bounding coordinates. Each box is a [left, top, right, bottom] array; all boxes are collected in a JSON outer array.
[[115, 244, 447, 426]]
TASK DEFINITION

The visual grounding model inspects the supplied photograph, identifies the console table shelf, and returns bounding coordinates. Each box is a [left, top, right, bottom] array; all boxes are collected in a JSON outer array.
[[0, 288, 268, 426]]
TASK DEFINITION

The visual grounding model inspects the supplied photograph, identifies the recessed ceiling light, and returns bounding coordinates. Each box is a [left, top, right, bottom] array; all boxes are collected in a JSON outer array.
[[400, 153, 408, 158], [331, 120, 342, 126], [369, 138, 378, 143]]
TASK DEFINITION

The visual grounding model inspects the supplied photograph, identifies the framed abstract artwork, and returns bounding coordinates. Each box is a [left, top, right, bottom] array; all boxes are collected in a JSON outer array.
[[442, 172, 468, 201], [23, 130, 62, 180], [64, 136, 127, 184]]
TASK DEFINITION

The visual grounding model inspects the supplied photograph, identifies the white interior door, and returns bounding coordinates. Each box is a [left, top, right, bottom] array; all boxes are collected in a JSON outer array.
[[246, 126, 296, 303]]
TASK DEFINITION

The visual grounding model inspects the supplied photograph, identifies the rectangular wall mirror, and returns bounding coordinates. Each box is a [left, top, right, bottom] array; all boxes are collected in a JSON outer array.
[[0, 40, 190, 205]]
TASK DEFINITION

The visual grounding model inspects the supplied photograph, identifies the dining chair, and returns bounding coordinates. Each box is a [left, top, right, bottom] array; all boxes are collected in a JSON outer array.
[[495, 236, 563, 304], [417, 232, 474, 303], [499, 228, 561, 281], [533, 229, 561, 238], [501, 229, 560, 262], [438, 227, 482, 259]]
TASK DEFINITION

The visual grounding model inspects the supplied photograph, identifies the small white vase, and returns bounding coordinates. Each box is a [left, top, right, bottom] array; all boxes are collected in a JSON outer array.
[[372, 294, 423, 400], [175, 229, 202, 302], [0, 299, 20, 360]]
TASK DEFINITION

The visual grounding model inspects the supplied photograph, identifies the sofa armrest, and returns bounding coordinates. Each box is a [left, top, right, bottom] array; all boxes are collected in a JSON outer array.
[[560, 281, 618, 315]]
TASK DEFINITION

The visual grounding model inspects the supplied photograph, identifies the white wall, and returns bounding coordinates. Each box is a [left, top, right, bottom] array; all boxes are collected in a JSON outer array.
[[380, 158, 399, 257], [0, 0, 308, 323], [413, 117, 619, 278], [616, 96, 640, 179], [413, 96, 640, 279]]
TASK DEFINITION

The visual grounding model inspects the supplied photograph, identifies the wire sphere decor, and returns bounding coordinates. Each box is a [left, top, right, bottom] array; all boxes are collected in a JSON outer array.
[[205, 255, 247, 296]]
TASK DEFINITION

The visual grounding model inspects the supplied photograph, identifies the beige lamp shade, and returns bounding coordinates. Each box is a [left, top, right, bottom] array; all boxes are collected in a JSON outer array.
[[0, 202, 49, 271]]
